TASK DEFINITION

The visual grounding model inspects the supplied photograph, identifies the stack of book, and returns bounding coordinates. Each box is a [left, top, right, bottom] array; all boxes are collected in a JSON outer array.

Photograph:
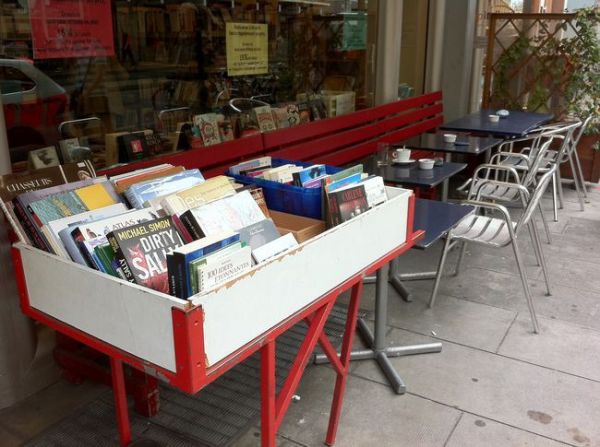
[[2, 162, 305, 299]]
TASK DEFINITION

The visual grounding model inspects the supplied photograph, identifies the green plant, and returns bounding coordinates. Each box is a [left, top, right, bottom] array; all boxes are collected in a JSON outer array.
[[561, 7, 600, 147]]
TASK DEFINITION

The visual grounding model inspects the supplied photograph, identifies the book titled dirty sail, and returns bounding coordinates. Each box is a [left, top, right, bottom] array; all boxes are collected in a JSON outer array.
[[107, 217, 184, 294]]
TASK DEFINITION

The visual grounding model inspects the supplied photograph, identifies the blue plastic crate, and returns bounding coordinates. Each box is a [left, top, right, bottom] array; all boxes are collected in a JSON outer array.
[[228, 159, 341, 219]]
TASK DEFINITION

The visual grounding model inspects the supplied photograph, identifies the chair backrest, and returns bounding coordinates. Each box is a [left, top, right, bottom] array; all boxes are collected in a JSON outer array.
[[538, 121, 581, 163], [570, 115, 593, 152], [522, 137, 554, 187], [516, 164, 557, 232]]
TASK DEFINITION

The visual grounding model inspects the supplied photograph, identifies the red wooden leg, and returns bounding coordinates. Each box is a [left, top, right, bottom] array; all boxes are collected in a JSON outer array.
[[325, 280, 364, 445], [110, 357, 132, 446], [261, 340, 277, 447]]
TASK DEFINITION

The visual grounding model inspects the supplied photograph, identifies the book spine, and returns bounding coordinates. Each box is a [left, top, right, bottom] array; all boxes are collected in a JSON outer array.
[[106, 233, 136, 283], [179, 211, 204, 240], [166, 253, 187, 298], [13, 199, 50, 251], [166, 254, 179, 297], [172, 214, 194, 243]]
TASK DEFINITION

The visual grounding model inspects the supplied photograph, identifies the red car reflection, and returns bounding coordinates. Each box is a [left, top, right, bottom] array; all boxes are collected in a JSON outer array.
[[1, 58, 68, 164]]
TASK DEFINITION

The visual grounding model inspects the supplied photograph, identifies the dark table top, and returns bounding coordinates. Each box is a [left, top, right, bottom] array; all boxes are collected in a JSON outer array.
[[363, 156, 467, 188], [393, 132, 502, 155], [440, 109, 553, 138], [414, 199, 475, 249]]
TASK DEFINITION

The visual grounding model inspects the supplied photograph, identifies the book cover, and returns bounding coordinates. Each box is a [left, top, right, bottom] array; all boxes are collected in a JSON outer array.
[[58, 138, 80, 163], [238, 219, 280, 251], [180, 190, 265, 239], [297, 102, 311, 124], [286, 104, 300, 127], [251, 233, 298, 264], [189, 242, 243, 295], [107, 217, 184, 293], [326, 172, 362, 193], [167, 230, 240, 298], [119, 133, 150, 163], [74, 182, 120, 210], [327, 184, 369, 227], [360, 176, 387, 208], [196, 245, 252, 294], [218, 120, 235, 142], [45, 203, 128, 259], [72, 208, 159, 243], [160, 176, 235, 215], [0, 161, 96, 203], [229, 157, 272, 175], [193, 113, 222, 146], [272, 107, 290, 129], [112, 165, 185, 195], [124, 169, 205, 209], [323, 165, 364, 191], [253, 105, 277, 132], [27, 146, 60, 170], [28, 191, 88, 227], [292, 165, 326, 187], [94, 243, 119, 277]]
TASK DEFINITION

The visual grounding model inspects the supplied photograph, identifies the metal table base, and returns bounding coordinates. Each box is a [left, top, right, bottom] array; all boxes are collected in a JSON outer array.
[[315, 262, 442, 394]]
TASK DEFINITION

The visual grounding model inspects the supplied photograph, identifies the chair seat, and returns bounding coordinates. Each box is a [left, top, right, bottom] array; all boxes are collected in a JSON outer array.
[[499, 156, 528, 169], [471, 179, 520, 202], [451, 214, 516, 247]]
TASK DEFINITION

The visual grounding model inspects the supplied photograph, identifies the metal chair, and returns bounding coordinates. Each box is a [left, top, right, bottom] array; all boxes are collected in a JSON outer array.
[[429, 164, 558, 334]]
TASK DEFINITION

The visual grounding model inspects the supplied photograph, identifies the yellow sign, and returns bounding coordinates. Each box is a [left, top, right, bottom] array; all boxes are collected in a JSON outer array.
[[226, 23, 268, 76]]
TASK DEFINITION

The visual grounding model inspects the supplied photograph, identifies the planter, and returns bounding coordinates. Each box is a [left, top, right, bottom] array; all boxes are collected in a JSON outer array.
[[560, 134, 600, 184]]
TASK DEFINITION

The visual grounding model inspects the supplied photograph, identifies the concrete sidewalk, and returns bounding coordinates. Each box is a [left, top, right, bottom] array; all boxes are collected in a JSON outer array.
[[2, 184, 599, 447]]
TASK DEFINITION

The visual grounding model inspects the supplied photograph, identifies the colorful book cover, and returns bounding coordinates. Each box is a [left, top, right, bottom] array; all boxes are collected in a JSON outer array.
[[292, 165, 326, 187], [160, 176, 235, 216], [229, 157, 272, 175], [167, 230, 240, 298], [286, 104, 300, 127], [124, 169, 205, 209], [74, 182, 120, 210], [27, 146, 60, 170], [327, 184, 369, 227], [94, 243, 119, 277], [72, 208, 159, 243], [297, 102, 311, 124], [29, 191, 88, 227], [253, 105, 277, 132], [272, 107, 290, 129], [325, 172, 362, 193], [189, 242, 243, 295], [107, 217, 184, 294], [193, 113, 222, 146], [119, 133, 150, 163]]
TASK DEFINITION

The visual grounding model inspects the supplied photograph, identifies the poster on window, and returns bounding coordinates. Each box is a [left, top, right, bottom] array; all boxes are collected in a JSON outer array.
[[342, 13, 367, 51], [226, 23, 268, 76], [28, 0, 115, 60]]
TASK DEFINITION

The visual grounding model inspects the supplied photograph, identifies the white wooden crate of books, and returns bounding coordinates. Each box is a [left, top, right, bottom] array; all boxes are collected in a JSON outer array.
[[10, 186, 411, 372]]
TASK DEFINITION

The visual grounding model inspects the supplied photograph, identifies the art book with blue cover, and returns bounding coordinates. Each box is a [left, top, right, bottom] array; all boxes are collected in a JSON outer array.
[[167, 230, 241, 298], [292, 164, 326, 187], [124, 169, 205, 209]]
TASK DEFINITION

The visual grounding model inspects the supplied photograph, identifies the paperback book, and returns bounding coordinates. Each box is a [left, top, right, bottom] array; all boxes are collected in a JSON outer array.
[[193, 113, 222, 146], [253, 105, 277, 132], [124, 169, 205, 209], [196, 245, 252, 294], [107, 217, 185, 293], [327, 184, 369, 227]]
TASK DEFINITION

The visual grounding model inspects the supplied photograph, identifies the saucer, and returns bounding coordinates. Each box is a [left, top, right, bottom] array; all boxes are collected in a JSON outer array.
[[392, 159, 415, 165]]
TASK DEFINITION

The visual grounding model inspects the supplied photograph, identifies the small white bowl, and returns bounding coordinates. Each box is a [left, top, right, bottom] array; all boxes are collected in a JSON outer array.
[[443, 133, 457, 143], [419, 158, 435, 170], [489, 114, 500, 123]]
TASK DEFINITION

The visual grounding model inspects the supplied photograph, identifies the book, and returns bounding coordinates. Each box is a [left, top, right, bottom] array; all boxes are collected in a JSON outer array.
[[167, 230, 240, 298], [74, 182, 121, 210], [323, 164, 364, 192], [160, 176, 235, 215], [251, 233, 298, 264], [196, 245, 252, 294], [0, 161, 96, 203], [360, 176, 387, 208], [111, 165, 185, 195], [272, 107, 290, 129], [218, 120, 235, 142], [107, 217, 185, 293], [180, 190, 265, 239], [44, 203, 128, 258], [253, 105, 277, 132], [229, 157, 272, 175], [94, 243, 119, 277], [189, 242, 243, 295], [237, 219, 280, 251], [297, 102, 311, 124], [327, 184, 369, 227], [292, 165, 326, 187], [124, 169, 205, 209], [193, 113, 222, 146], [58, 138, 80, 163], [119, 132, 150, 163], [28, 191, 88, 227], [326, 172, 362, 193], [286, 104, 300, 127], [27, 146, 60, 170]]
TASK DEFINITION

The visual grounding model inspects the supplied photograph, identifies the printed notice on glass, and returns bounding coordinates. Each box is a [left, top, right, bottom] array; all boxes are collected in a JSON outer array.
[[342, 13, 367, 51], [226, 23, 268, 76], [29, 0, 115, 60]]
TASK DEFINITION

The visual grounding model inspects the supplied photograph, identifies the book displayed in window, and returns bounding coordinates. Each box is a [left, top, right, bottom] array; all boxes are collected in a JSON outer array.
[[253, 105, 277, 132], [193, 113, 222, 146]]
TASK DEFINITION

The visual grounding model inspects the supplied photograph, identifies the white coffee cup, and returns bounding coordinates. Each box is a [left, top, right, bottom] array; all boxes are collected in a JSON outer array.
[[443, 133, 457, 143], [392, 148, 411, 163], [419, 158, 435, 170], [489, 114, 500, 123]]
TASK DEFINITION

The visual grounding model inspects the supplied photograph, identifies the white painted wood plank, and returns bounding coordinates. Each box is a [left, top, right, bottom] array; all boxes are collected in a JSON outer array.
[[192, 187, 411, 366], [17, 244, 188, 372]]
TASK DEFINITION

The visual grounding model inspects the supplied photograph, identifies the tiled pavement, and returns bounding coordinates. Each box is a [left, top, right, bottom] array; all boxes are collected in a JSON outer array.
[[2, 184, 600, 446]]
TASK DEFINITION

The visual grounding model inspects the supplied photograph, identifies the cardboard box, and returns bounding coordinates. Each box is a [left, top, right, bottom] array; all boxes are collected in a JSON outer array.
[[269, 210, 326, 243]]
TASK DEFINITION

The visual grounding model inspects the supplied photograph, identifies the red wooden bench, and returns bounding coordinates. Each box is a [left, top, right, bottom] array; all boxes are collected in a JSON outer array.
[[100, 91, 443, 178]]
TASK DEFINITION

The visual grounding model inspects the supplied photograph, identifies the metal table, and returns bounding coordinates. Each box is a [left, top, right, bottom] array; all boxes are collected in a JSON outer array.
[[392, 133, 502, 199], [315, 199, 475, 394], [440, 109, 554, 138]]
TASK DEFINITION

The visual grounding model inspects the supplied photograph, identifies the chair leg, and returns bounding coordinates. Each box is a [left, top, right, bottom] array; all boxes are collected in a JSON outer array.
[[429, 235, 453, 308], [453, 242, 468, 276], [572, 147, 589, 201], [527, 222, 541, 267], [556, 167, 565, 210], [531, 221, 551, 296], [538, 203, 552, 244], [551, 170, 559, 222], [568, 154, 585, 211], [511, 239, 540, 334]]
